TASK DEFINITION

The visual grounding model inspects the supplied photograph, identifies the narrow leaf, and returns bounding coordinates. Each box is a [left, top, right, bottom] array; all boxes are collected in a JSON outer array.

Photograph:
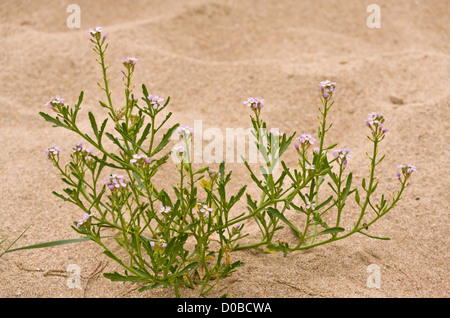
[[314, 227, 345, 237], [267, 207, 302, 237]]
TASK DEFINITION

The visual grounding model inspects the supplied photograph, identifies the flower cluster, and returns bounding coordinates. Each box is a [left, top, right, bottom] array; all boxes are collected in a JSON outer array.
[[45, 95, 65, 112], [197, 203, 213, 218], [396, 164, 418, 181], [319, 80, 336, 100], [232, 223, 244, 234], [76, 213, 94, 229], [105, 174, 129, 191], [208, 169, 220, 181], [295, 133, 316, 152], [130, 153, 151, 168], [88, 26, 106, 43], [177, 125, 194, 138], [366, 112, 389, 137], [71, 142, 93, 164], [121, 57, 138, 71], [269, 128, 285, 138], [243, 97, 264, 114], [172, 145, 186, 156], [150, 239, 167, 252], [45, 146, 62, 160], [147, 95, 165, 110], [312, 147, 326, 156], [333, 148, 352, 169]]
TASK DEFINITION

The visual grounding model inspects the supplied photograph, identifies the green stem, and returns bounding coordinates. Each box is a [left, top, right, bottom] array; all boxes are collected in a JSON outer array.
[[310, 98, 329, 245], [95, 39, 114, 117], [355, 137, 379, 229]]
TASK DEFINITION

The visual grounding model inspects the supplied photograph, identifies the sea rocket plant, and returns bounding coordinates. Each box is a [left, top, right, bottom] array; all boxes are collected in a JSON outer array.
[[40, 28, 416, 298]]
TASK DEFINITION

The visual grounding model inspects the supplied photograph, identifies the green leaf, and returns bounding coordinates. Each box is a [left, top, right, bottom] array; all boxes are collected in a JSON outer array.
[[105, 132, 127, 152], [141, 84, 149, 98], [39, 112, 69, 129], [99, 101, 109, 109], [229, 185, 247, 208], [88, 112, 99, 138], [316, 195, 333, 210], [242, 159, 269, 195], [4, 236, 106, 253], [137, 123, 151, 147], [315, 227, 345, 237], [52, 191, 76, 203], [371, 181, 379, 193], [246, 193, 257, 210], [99, 118, 108, 140], [150, 123, 179, 156], [155, 111, 173, 132], [75, 91, 84, 107], [267, 207, 302, 238], [177, 261, 200, 276], [103, 271, 151, 283], [281, 160, 295, 182], [355, 189, 361, 205], [138, 283, 162, 292], [0, 224, 32, 257], [341, 172, 353, 202]]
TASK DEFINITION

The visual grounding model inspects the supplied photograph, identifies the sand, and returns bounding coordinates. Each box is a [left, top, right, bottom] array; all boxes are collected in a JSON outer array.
[[0, 0, 448, 298]]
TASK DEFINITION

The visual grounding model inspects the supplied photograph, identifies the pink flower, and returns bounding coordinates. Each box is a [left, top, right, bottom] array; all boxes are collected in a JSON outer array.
[[208, 169, 220, 181], [76, 213, 94, 229], [147, 95, 165, 110], [295, 133, 316, 153], [105, 174, 129, 191], [306, 200, 316, 211], [333, 148, 352, 168], [130, 154, 150, 168], [177, 125, 194, 137], [121, 57, 138, 70], [45, 95, 65, 112], [269, 128, 285, 138], [197, 203, 213, 217], [88, 26, 103, 41], [243, 97, 264, 110], [158, 206, 172, 214], [45, 146, 62, 160], [319, 80, 336, 100]]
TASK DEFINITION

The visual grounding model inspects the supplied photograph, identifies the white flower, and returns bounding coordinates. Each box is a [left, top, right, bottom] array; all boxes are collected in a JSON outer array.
[[172, 145, 186, 156], [198, 204, 213, 217], [158, 206, 172, 214], [89, 26, 103, 35], [306, 200, 316, 211], [177, 125, 193, 137], [147, 95, 165, 110], [269, 128, 285, 137]]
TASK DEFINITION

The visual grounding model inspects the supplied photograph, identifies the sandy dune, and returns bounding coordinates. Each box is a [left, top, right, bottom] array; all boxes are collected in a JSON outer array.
[[0, 0, 448, 298]]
